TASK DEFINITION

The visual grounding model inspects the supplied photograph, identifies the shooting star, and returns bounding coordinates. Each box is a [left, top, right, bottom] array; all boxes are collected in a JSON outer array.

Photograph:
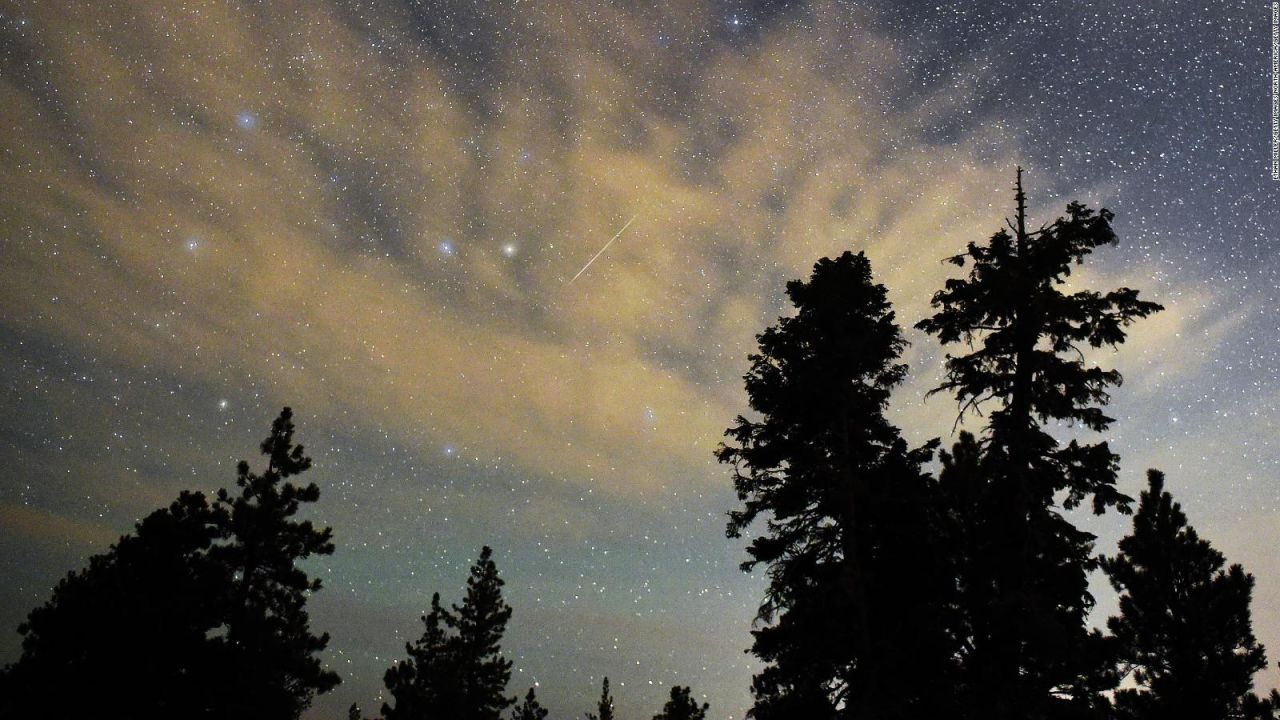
[[568, 215, 636, 284]]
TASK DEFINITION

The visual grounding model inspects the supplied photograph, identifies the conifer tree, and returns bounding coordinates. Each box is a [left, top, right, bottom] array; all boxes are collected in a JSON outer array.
[[0, 408, 338, 720], [1103, 470, 1276, 720], [512, 688, 549, 720], [211, 407, 341, 719], [453, 546, 516, 719], [383, 593, 460, 719], [719, 251, 956, 718], [0, 491, 228, 720], [651, 686, 708, 720], [585, 677, 615, 720], [918, 169, 1162, 718], [383, 546, 515, 720]]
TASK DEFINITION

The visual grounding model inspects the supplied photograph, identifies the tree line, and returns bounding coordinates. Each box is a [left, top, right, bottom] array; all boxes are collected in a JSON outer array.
[[0, 408, 711, 720], [719, 168, 1277, 719], [1, 170, 1275, 719]]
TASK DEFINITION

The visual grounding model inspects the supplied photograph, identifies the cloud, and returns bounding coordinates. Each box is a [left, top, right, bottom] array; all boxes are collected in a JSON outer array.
[[0, 0, 1034, 500], [0, 503, 119, 549], [1, 0, 1252, 546]]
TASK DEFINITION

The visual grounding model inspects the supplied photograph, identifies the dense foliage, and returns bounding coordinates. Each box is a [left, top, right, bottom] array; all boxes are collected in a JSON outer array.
[[0, 408, 338, 720], [718, 250, 955, 718], [1103, 471, 1278, 720], [383, 546, 515, 720]]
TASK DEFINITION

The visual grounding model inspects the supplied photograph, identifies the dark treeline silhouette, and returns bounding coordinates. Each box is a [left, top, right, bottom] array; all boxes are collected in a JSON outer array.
[[721, 169, 1278, 719], [3, 171, 1277, 720], [0, 407, 337, 720], [361, 549, 710, 720], [0, 409, 710, 720]]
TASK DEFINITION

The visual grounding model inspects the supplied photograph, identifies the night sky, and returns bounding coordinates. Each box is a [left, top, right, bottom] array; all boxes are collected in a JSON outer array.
[[2, 0, 1278, 718]]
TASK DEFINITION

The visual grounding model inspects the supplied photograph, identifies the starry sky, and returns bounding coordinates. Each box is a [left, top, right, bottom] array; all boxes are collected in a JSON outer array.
[[1, 0, 1278, 717]]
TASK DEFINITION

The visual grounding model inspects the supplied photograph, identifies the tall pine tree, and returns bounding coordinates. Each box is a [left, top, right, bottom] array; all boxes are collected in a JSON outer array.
[[1103, 470, 1277, 720], [918, 169, 1162, 718], [719, 251, 956, 718], [585, 677, 615, 720], [383, 546, 515, 720], [453, 546, 516, 719], [211, 407, 341, 719]]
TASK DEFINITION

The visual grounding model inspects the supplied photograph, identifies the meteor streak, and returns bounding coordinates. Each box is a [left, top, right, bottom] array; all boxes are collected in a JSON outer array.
[[568, 215, 636, 284]]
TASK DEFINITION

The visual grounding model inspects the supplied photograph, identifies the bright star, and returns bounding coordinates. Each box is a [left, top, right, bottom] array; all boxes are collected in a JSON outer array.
[[439, 240, 456, 256], [236, 111, 257, 130], [502, 243, 518, 257], [218, 399, 229, 411]]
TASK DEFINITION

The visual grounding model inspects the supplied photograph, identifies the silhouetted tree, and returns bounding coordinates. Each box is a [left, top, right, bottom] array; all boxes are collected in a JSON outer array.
[[0, 407, 337, 720], [918, 169, 1162, 718], [1103, 470, 1277, 720], [512, 688, 549, 720], [719, 251, 956, 718], [652, 686, 708, 720], [937, 431, 1121, 719], [384, 592, 458, 719], [452, 545, 516, 719], [0, 491, 228, 720], [383, 546, 515, 720], [585, 677, 615, 720], [210, 407, 340, 719]]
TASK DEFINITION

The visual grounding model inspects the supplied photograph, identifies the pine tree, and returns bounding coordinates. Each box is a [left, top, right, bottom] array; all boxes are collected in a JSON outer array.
[[585, 677, 615, 720], [211, 407, 341, 719], [512, 688, 549, 720], [917, 169, 1162, 718], [453, 546, 516, 719], [384, 593, 462, 719], [719, 251, 956, 718], [652, 686, 708, 720], [0, 492, 228, 720], [1103, 470, 1275, 720], [936, 432, 1121, 719], [0, 408, 338, 720], [383, 546, 515, 720]]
